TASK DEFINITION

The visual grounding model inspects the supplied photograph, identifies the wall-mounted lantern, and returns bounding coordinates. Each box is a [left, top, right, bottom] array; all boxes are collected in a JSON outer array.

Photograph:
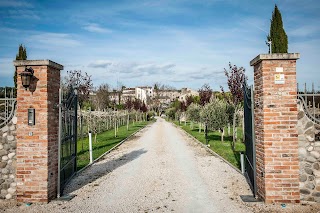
[[19, 67, 34, 90]]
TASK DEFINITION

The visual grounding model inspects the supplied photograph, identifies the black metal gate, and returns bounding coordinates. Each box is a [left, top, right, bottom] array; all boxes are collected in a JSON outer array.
[[243, 80, 257, 197], [58, 87, 78, 196]]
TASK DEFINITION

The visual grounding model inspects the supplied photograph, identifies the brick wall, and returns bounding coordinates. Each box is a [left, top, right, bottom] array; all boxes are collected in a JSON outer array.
[[250, 53, 300, 203], [14, 60, 62, 203]]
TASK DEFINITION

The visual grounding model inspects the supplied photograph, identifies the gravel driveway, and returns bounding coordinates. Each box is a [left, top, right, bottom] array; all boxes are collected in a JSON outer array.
[[2, 118, 319, 213]]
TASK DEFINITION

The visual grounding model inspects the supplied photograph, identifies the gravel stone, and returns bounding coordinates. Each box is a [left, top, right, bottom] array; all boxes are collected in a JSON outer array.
[[1, 168, 9, 174], [1, 126, 8, 133], [7, 188, 15, 194], [0, 150, 7, 157], [5, 194, 12, 199], [308, 175, 315, 181], [300, 189, 311, 195], [0, 162, 7, 168], [305, 121, 314, 130], [12, 117, 17, 125], [300, 174, 307, 182], [307, 146, 314, 152], [310, 151, 320, 159], [312, 192, 320, 197], [9, 125, 15, 131], [306, 156, 316, 163], [306, 183, 315, 190], [7, 136, 14, 141], [7, 153, 15, 159], [1, 156, 8, 161], [298, 147, 307, 157], [305, 167, 313, 175]]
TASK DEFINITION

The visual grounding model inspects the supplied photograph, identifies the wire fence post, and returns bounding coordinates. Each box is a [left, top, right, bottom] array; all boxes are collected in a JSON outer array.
[[89, 131, 93, 164]]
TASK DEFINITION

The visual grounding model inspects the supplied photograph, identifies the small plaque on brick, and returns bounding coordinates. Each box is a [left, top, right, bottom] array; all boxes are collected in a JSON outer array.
[[274, 74, 285, 84], [276, 67, 283, 72]]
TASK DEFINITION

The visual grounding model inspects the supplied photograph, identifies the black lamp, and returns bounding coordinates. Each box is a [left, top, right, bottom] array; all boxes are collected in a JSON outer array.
[[19, 67, 34, 90]]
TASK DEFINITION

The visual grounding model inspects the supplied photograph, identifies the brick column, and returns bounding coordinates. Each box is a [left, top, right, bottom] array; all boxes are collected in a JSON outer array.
[[250, 53, 300, 204], [14, 60, 63, 203]]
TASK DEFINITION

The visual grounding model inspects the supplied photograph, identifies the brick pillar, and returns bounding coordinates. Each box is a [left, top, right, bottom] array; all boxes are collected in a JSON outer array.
[[250, 53, 300, 203], [14, 60, 63, 203]]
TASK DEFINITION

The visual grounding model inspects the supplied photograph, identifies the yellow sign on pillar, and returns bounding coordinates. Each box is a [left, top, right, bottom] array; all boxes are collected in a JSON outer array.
[[274, 74, 285, 84]]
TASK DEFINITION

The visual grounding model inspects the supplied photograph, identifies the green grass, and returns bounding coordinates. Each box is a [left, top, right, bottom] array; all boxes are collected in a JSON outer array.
[[76, 121, 150, 170], [174, 121, 245, 170]]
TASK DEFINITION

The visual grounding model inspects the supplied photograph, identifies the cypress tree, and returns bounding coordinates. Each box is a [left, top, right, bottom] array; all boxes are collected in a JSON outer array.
[[14, 44, 27, 91], [267, 5, 288, 53], [16, 44, 27, 60]]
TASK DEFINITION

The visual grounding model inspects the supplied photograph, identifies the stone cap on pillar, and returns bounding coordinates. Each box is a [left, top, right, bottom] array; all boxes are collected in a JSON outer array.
[[13, 60, 64, 70], [250, 53, 300, 66]]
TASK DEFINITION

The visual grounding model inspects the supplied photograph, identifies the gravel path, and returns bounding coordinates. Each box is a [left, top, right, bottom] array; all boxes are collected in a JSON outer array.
[[2, 118, 319, 213]]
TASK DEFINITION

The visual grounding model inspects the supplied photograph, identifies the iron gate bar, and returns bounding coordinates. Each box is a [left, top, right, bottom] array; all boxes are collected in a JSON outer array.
[[243, 81, 257, 198], [58, 87, 78, 197], [57, 88, 62, 198]]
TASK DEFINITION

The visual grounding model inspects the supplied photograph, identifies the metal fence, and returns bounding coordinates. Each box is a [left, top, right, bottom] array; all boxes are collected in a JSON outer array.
[[0, 88, 16, 128], [297, 83, 320, 124], [243, 80, 257, 197]]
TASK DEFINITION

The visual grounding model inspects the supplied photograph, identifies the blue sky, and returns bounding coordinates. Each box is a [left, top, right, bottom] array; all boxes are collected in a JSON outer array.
[[0, 0, 319, 91]]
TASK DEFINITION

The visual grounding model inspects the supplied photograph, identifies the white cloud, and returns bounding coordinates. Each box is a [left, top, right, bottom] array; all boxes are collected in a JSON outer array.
[[83, 23, 112, 33], [88, 60, 175, 76], [7, 9, 40, 20], [288, 25, 320, 37], [0, 0, 32, 8], [27, 33, 81, 47], [0, 58, 15, 77], [88, 60, 113, 68]]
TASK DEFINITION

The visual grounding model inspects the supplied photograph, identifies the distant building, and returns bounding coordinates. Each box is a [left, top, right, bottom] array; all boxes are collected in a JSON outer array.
[[122, 87, 136, 101], [94, 86, 199, 109], [178, 88, 199, 102]]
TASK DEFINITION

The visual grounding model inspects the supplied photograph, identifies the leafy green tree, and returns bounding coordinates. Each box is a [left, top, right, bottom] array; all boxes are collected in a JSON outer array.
[[165, 107, 176, 120], [267, 4, 288, 53], [186, 103, 201, 123], [14, 44, 27, 91], [186, 103, 201, 130], [200, 99, 228, 141]]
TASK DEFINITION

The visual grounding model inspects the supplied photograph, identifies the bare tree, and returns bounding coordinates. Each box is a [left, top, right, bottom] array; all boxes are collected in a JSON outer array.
[[198, 84, 213, 106], [220, 62, 247, 149], [95, 83, 110, 110], [63, 70, 93, 109]]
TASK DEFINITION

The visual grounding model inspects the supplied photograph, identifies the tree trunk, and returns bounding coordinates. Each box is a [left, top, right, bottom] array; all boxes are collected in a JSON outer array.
[[232, 111, 237, 150], [235, 126, 238, 141], [242, 114, 245, 142], [127, 114, 129, 131], [199, 122, 201, 133], [79, 111, 84, 151], [221, 127, 224, 142], [114, 118, 117, 137], [228, 123, 230, 136]]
